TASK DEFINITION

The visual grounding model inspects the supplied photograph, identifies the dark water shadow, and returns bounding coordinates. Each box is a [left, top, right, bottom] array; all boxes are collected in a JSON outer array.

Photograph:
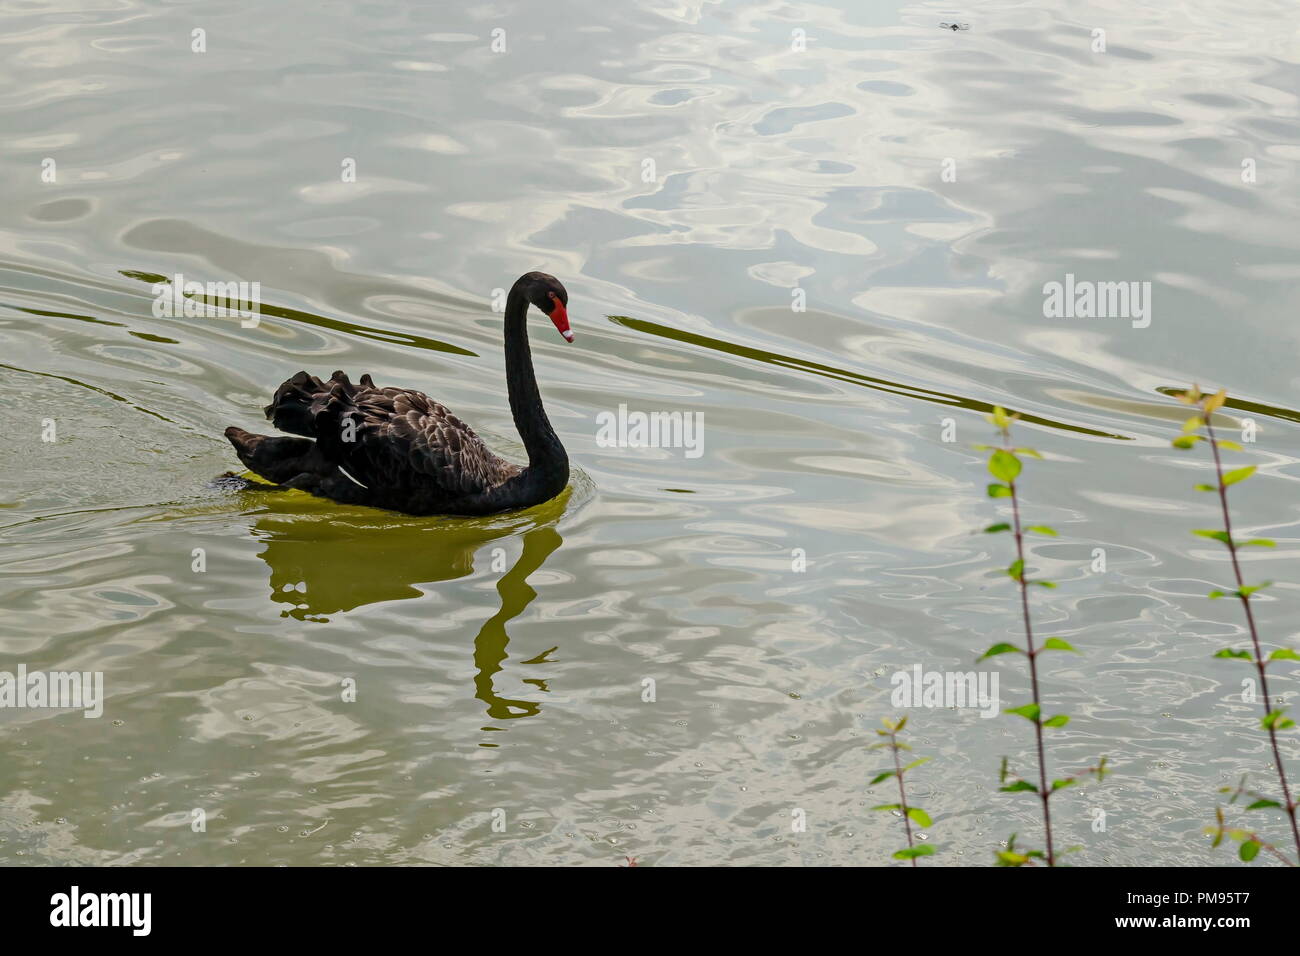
[[119, 268, 476, 357], [1153, 386, 1300, 425], [613, 316, 1300, 439], [610, 314, 1130, 439]]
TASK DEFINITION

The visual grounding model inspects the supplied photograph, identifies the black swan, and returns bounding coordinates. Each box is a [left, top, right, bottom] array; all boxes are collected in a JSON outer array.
[[223, 271, 573, 517]]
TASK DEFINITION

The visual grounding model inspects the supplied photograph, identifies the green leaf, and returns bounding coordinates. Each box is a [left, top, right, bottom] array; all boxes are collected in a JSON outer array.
[[1042, 637, 1078, 653], [1245, 799, 1281, 810], [1221, 466, 1256, 486], [980, 642, 1023, 659], [999, 780, 1038, 793], [906, 807, 933, 827], [1172, 435, 1202, 449], [984, 522, 1011, 533], [1239, 539, 1275, 548], [1050, 778, 1077, 792], [988, 450, 1022, 483], [1208, 590, 1228, 599], [1214, 648, 1252, 661], [902, 757, 931, 770], [1014, 447, 1042, 459], [1269, 648, 1300, 662], [989, 406, 1011, 429], [1193, 529, 1231, 544], [1007, 558, 1024, 580], [1043, 714, 1070, 728], [1194, 483, 1217, 492], [893, 845, 936, 860], [1035, 580, 1057, 588], [1204, 389, 1227, 413], [1260, 709, 1290, 731], [870, 803, 901, 811], [1239, 840, 1261, 862], [1182, 416, 1204, 433], [1219, 440, 1244, 452], [987, 482, 1012, 498], [1026, 525, 1057, 536], [869, 771, 896, 785], [1005, 703, 1041, 723], [1239, 582, 1272, 597]]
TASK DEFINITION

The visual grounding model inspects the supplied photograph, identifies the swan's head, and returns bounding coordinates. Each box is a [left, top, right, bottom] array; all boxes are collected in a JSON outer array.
[[526, 272, 573, 343]]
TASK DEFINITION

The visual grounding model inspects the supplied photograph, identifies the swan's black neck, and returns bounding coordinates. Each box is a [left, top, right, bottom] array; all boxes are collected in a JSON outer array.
[[503, 277, 568, 500]]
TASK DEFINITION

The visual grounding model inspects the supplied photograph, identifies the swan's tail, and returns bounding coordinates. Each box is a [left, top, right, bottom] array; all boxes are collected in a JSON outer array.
[[222, 426, 371, 504], [223, 427, 319, 484]]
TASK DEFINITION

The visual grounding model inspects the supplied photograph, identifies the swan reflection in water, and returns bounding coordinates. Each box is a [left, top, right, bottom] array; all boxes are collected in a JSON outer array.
[[245, 493, 568, 722]]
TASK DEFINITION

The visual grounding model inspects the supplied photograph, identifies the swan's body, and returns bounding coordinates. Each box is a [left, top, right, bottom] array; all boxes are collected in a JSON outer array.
[[224, 272, 573, 516]]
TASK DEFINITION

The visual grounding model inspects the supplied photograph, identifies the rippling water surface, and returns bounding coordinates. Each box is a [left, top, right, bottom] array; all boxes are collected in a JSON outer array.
[[1, 0, 1298, 865]]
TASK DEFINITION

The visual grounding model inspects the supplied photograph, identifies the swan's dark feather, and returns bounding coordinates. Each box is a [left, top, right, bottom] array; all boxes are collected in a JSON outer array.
[[229, 369, 522, 515]]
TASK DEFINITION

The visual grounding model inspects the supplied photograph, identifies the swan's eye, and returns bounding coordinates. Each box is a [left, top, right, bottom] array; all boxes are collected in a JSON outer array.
[[548, 292, 556, 300]]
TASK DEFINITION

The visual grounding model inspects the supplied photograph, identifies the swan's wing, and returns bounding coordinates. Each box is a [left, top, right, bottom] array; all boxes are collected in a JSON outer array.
[[289, 371, 515, 499], [350, 388, 517, 497]]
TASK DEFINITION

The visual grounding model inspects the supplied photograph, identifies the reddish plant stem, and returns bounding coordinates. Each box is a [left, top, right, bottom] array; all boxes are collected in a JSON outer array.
[[1204, 414, 1300, 857], [890, 730, 917, 866], [1003, 432, 1055, 866]]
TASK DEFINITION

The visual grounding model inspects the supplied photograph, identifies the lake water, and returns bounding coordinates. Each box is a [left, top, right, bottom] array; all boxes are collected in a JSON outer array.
[[1, 0, 1298, 866]]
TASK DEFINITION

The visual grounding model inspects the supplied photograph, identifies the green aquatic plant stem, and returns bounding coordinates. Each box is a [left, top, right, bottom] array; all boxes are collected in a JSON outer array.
[[1178, 388, 1300, 858], [997, 415, 1053, 865], [869, 717, 935, 864], [980, 407, 1108, 867], [890, 725, 916, 864]]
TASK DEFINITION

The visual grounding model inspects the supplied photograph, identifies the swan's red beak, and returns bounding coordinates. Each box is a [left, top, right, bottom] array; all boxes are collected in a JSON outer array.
[[549, 301, 574, 342]]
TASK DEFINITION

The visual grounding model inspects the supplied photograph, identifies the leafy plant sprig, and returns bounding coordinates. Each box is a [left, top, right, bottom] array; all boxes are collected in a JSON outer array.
[[1206, 791, 1295, 866], [1172, 386, 1300, 861], [977, 406, 1107, 866], [994, 832, 1041, 867], [869, 716, 935, 865]]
